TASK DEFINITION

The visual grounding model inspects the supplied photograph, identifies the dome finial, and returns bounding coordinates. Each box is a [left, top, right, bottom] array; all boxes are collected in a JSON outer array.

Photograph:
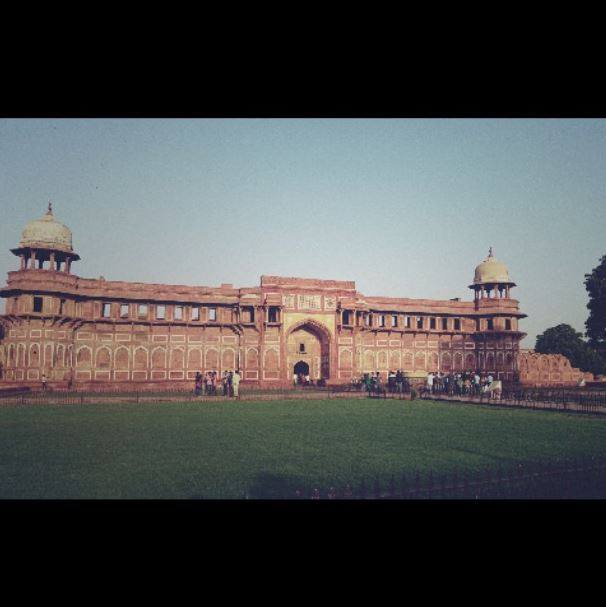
[[47, 200, 53, 215], [488, 246, 493, 258]]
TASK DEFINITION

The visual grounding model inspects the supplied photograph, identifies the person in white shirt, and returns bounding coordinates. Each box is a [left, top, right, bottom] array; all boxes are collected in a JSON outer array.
[[232, 369, 241, 398]]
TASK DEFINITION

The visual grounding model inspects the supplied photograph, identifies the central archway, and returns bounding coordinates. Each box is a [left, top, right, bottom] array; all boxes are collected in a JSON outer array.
[[294, 360, 310, 376], [286, 320, 331, 382]]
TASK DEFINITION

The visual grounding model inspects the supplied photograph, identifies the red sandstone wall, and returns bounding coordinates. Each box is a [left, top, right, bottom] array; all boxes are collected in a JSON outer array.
[[518, 350, 593, 387], [0, 272, 527, 390]]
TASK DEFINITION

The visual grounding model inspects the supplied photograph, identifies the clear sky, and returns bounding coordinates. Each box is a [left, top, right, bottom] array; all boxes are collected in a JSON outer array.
[[1, 118, 604, 348]]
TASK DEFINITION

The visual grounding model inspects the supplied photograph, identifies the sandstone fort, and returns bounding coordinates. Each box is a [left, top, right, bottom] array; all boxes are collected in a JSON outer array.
[[0, 205, 590, 389]]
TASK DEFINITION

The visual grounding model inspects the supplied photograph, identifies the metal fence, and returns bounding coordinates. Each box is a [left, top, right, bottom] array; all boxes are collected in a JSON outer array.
[[0, 383, 367, 406], [262, 455, 606, 500], [423, 386, 606, 415]]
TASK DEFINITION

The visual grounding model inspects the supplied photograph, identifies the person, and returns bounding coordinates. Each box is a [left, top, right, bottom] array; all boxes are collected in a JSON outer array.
[[0, 361, 3, 379], [194, 371, 202, 396], [473, 372, 481, 396], [426, 372, 434, 395], [67, 371, 73, 391], [222, 371, 229, 397], [41, 373, 47, 391], [396, 370, 403, 394], [228, 371, 233, 397], [293, 372, 297, 387], [206, 372, 213, 396], [305, 374, 310, 386], [232, 369, 241, 398]]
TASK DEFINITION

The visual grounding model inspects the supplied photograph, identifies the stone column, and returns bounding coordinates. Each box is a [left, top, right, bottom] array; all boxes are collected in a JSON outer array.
[[50, 253, 56, 271], [30, 251, 36, 269]]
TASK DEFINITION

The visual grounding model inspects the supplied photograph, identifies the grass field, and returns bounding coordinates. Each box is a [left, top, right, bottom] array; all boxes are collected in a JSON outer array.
[[1, 398, 606, 499]]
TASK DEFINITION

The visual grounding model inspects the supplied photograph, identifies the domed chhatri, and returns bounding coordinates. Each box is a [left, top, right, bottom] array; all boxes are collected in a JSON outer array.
[[10, 203, 80, 272], [472, 247, 513, 285], [19, 202, 74, 254], [469, 247, 516, 300]]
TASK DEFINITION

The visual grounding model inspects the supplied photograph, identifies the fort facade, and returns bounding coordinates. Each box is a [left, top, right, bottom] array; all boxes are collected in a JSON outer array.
[[0, 205, 583, 390]]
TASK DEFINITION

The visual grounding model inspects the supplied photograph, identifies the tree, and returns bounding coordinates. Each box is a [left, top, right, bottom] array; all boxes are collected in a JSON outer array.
[[585, 255, 606, 355], [535, 323, 606, 376]]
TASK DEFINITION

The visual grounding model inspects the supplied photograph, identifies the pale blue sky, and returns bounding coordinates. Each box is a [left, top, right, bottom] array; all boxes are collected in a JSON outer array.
[[1, 118, 605, 347]]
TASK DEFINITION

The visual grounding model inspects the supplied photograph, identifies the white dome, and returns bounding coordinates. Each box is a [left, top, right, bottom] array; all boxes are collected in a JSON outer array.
[[19, 205, 74, 253], [472, 248, 512, 285]]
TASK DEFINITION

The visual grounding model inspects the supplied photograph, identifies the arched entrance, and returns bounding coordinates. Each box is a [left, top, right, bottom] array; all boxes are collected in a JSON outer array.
[[286, 321, 331, 382], [294, 360, 310, 376]]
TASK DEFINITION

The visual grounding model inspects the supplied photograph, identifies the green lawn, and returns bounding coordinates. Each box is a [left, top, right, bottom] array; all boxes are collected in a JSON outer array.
[[1, 398, 606, 499]]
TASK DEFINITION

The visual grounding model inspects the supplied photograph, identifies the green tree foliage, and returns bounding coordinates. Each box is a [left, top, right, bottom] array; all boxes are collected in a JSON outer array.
[[585, 255, 606, 354], [535, 324, 606, 376]]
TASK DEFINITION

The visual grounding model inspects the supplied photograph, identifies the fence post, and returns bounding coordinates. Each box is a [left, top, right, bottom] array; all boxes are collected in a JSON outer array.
[[496, 465, 503, 499], [388, 475, 396, 499], [440, 473, 447, 499]]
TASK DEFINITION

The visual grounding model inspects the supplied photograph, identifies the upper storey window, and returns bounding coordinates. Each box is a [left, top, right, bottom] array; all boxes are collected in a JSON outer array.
[[138, 304, 148, 319], [454, 318, 461, 331], [156, 305, 166, 320], [417, 316, 424, 329], [391, 315, 398, 327], [378, 315, 386, 327], [101, 303, 111, 318], [191, 307, 200, 321], [268, 307, 279, 323], [487, 318, 494, 330], [505, 318, 512, 331], [33, 296, 43, 313], [208, 307, 217, 322], [242, 307, 254, 323], [365, 314, 371, 326], [430, 317, 436, 330], [174, 306, 183, 321], [120, 304, 129, 318], [405, 316, 411, 329], [442, 317, 448, 330], [342, 310, 352, 325]]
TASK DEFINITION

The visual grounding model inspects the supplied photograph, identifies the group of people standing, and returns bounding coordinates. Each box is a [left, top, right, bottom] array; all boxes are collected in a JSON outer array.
[[356, 370, 498, 396], [425, 371, 494, 396], [194, 370, 241, 398], [358, 371, 410, 393]]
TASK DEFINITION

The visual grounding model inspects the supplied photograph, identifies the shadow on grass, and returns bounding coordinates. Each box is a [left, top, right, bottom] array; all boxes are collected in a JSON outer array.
[[246, 472, 308, 500], [187, 472, 308, 500]]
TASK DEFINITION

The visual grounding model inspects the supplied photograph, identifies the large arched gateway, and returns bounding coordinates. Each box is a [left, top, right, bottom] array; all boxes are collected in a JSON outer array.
[[286, 321, 331, 382]]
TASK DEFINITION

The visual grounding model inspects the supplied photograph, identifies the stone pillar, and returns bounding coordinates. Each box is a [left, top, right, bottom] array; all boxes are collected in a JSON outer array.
[[30, 251, 36, 269], [50, 253, 56, 271], [20, 255, 25, 270], [66, 258, 72, 274]]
